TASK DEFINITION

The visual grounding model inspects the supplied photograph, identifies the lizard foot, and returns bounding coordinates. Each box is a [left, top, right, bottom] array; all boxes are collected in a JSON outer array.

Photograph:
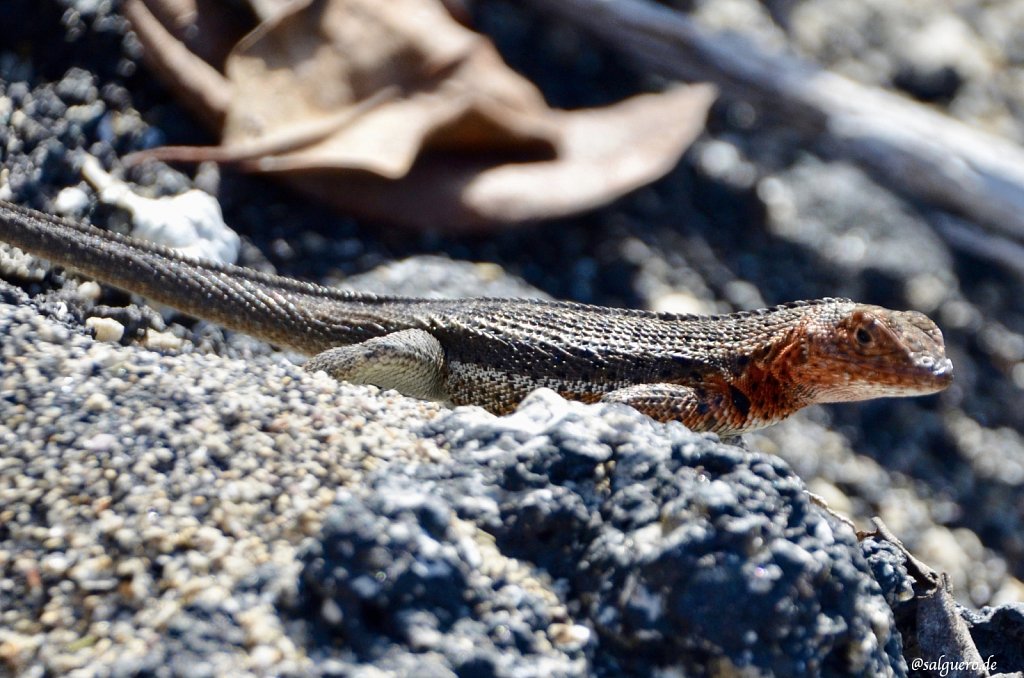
[[602, 382, 748, 435]]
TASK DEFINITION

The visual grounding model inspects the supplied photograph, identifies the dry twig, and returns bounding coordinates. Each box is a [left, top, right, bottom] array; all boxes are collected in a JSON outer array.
[[527, 0, 1024, 273]]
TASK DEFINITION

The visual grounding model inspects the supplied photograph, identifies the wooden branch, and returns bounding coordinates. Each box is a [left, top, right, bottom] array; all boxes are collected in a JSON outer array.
[[526, 0, 1024, 244], [933, 213, 1024, 279]]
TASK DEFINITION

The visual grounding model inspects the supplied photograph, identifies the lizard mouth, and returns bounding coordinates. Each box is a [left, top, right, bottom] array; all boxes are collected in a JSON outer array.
[[820, 352, 954, 402]]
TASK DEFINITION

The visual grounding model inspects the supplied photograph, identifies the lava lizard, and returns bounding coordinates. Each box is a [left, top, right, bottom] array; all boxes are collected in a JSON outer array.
[[0, 199, 953, 435]]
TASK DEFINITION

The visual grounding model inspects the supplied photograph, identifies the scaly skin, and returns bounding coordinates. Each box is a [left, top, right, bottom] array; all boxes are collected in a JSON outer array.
[[0, 199, 953, 434]]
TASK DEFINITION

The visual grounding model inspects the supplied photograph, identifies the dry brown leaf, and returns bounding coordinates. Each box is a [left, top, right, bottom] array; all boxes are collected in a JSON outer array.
[[286, 84, 716, 231], [126, 0, 716, 231], [223, 0, 558, 178], [125, 0, 236, 127]]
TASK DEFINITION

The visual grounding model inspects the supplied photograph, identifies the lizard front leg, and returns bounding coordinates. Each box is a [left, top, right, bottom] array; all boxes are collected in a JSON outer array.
[[601, 382, 756, 436], [304, 328, 449, 401]]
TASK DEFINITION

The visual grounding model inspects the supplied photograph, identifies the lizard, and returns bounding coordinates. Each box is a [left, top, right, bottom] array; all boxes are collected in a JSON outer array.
[[0, 198, 953, 435]]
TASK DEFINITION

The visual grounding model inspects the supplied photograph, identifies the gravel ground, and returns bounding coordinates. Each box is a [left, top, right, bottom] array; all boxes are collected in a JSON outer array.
[[0, 292, 448, 675], [2, 0, 1024, 675], [0, 295, 907, 675]]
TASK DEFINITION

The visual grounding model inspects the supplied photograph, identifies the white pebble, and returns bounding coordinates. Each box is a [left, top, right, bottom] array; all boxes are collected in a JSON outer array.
[[86, 316, 125, 343]]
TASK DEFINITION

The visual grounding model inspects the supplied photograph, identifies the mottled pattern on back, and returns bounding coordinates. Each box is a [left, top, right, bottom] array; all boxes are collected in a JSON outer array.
[[417, 298, 842, 410]]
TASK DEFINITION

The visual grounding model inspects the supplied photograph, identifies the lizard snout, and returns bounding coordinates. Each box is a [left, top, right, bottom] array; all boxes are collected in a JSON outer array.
[[926, 356, 954, 387]]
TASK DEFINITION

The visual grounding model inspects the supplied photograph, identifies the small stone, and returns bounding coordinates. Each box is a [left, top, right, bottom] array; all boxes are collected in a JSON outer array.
[[77, 280, 103, 302], [53, 186, 91, 215], [143, 329, 184, 351], [249, 645, 280, 670], [83, 392, 112, 412], [40, 553, 70, 576], [86, 316, 124, 343], [549, 622, 590, 650]]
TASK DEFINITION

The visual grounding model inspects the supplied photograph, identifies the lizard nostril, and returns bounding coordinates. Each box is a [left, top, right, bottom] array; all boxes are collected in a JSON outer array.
[[931, 359, 953, 383]]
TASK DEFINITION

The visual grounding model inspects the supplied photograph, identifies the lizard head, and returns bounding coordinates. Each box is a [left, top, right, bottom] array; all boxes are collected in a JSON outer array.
[[797, 303, 953, 403]]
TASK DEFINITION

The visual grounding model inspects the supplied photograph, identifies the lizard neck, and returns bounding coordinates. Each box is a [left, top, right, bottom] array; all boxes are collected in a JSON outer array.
[[731, 326, 816, 430]]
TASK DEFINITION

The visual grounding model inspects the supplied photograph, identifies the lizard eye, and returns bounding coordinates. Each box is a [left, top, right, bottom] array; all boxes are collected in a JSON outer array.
[[842, 310, 897, 356]]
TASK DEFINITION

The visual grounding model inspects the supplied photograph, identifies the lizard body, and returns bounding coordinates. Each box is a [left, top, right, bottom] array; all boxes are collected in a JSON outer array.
[[0, 199, 952, 435]]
